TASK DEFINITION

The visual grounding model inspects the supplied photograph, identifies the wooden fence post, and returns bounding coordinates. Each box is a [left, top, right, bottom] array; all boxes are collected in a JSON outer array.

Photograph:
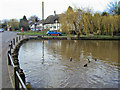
[[19, 69, 26, 85], [12, 54, 18, 60], [19, 36, 21, 41], [8, 44, 11, 55], [16, 37, 18, 43], [13, 38, 15, 45], [14, 66, 19, 90], [14, 59, 19, 66], [8, 51, 11, 65], [11, 41, 13, 49]]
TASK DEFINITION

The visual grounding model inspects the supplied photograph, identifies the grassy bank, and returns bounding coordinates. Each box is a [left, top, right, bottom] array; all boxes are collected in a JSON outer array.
[[17, 31, 46, 36], [84, 35, 120, 39], [17, 31, 68, 36], [17, 31, 120, 40]]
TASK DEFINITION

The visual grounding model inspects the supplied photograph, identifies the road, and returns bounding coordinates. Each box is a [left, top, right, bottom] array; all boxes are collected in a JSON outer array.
[[0, 31, 17, 89]]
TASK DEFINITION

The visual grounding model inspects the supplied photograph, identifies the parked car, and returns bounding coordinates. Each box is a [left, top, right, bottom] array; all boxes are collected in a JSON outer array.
[[0, 28, 4, 32], [46, 31, 62, 36]]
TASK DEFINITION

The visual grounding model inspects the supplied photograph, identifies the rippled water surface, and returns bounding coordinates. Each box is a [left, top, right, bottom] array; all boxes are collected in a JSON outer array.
[[18, 40, 120, 88]]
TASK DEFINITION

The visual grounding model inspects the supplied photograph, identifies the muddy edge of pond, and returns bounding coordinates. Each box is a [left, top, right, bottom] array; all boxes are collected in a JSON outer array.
[[30, 36, 120, 40]]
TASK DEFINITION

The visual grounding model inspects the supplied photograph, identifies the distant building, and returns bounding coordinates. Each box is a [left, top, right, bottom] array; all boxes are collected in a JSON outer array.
[[29, 11, 61, 31], [29, 20, 43, 31]]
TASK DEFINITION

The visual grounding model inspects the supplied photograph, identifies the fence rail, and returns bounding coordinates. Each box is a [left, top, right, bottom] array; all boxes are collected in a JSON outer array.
[[8, 35, 28, 90], [16, 71, 27, 90], [8, 54, 15, 67]]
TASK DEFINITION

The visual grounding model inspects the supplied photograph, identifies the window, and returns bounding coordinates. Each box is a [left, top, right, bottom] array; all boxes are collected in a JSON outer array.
[[54, 26, 56, 29]]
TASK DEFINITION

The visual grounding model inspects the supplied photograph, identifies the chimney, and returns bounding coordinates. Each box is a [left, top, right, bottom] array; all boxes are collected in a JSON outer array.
[[54, 11, 56, 16], [42, 1, 44, 20]]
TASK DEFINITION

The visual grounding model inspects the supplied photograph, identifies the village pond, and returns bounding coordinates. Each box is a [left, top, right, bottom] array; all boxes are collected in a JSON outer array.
[[18, 40, 120, 88]]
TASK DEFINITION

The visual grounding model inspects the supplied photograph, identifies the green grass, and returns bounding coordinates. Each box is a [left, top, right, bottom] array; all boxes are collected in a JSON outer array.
[[79, 34, 120, 39], [17, 31, 68, 36], [17, 31, 47, 36], [17, 31, 120, 39], [87, 35, 120, 39]]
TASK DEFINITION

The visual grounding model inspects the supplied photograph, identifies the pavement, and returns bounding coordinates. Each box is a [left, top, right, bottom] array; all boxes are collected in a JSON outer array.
[[0, 31, 17, 89]]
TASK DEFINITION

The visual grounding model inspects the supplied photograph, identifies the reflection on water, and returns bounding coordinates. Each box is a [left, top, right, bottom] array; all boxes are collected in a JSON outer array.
[[18, 40, 120, 88]]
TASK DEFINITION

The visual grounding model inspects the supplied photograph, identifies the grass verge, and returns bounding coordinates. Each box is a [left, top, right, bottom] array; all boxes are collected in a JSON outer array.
[[17, 31, 120, 39]]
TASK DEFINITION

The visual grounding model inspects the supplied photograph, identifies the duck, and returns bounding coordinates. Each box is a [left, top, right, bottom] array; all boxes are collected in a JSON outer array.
[[88, 59, 90, 63], [84, 64, 87, 67], [70, 57, 72, 61], [41, 57, 44, 60], [95, 58, 97, 61]]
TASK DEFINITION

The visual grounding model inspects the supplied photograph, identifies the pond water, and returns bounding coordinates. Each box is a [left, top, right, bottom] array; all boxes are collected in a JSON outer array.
[[18, 40, 120, 88]]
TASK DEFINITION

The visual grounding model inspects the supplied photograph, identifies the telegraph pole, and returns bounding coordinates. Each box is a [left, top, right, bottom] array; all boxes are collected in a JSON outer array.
[[42, 1, 44, 21], [42, 1, 44, 64], [42, 1, 44, 37]]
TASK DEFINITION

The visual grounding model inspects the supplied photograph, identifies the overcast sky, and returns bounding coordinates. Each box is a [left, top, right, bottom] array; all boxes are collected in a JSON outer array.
[[0, 0, 113, 20]]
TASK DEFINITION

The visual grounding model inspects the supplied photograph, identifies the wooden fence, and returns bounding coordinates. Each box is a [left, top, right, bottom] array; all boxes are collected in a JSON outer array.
[[7, 35, 28, 90]]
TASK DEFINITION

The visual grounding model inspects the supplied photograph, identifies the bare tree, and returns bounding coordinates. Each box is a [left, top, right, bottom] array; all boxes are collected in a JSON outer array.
[[107, 0, 120, 15]]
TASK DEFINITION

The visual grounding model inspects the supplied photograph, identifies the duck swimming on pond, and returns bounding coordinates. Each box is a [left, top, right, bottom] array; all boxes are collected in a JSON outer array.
[[95, 58, 97, 61], [70, 57, 72, 61], [41, 57, 44, 60], [88, 59, 90, 63], [84, 64, 87, 67]]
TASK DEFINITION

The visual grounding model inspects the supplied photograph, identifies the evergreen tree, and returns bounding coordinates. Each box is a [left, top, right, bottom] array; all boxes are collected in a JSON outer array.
[[19, 15, 29, 31]]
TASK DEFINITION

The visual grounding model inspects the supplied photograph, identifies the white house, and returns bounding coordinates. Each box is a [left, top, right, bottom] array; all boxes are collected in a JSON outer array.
[[29, 11, 61, 31], [43, 14, 60, 31], [29, 20, 43, 31]]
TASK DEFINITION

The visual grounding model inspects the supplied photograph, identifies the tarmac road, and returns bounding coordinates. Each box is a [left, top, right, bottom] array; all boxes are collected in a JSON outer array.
[[0, 31, 17, 89]]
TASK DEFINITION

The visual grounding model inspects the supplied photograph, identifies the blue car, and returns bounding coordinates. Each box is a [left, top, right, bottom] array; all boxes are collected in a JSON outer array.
[[46, 31, 62, 36], [0, 28, 4, 32]]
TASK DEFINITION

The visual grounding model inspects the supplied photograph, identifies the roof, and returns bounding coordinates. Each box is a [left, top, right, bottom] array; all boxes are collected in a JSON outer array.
[[43, 15, 59, 24], [37, 20, 44, 24]]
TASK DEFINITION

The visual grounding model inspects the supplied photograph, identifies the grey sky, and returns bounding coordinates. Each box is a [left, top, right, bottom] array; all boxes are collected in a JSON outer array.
[[0, 0, 112, 20]]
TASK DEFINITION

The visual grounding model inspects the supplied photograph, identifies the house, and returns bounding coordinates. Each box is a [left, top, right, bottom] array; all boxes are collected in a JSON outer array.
[[29, 11, 60, 31], [43, 12, 60, 31], [29, 20, 43, 31]]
